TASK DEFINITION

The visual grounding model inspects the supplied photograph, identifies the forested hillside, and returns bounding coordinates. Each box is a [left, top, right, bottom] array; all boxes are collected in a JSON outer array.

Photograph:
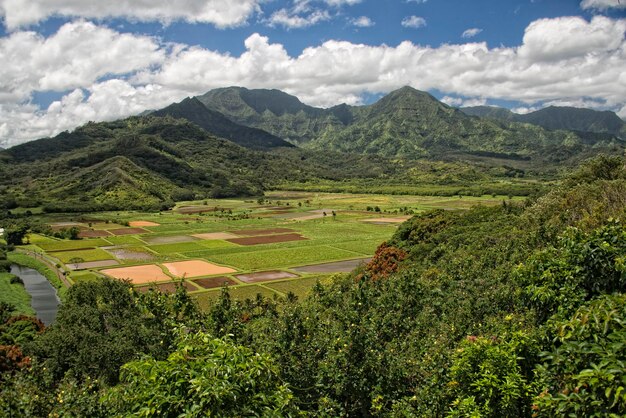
[[0, 116, 413, 211], [197, 86, 624, 162], [2, 155, 626, 416], [462, 105, 626, 139]]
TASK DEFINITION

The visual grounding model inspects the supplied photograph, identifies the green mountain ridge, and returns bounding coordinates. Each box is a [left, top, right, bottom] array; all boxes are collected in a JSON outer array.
[[152, 97, 294, 150], [197, 86, 623, 163], [0, 115, 420, 210], [462, 105, 626, 138]]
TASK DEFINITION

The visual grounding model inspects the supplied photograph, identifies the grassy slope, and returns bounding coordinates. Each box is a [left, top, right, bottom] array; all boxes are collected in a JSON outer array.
[[0, 272, 35, 316]]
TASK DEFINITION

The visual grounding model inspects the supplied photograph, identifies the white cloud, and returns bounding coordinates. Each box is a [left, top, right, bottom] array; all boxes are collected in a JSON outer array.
[[267, 8, 331, 28], [0, 0, 261, 30], [511, 106, 539, 114], [441, 96, 487, 107], [519, 16, 625, 62], [581, 0, 626, 10], [462, 28, 483, 38], [406, 0, 427, 3], [402, 16, 427, 28], [350, 16, 374, 27], [1, 15, 626, 147], [0, 21, 164, 102]]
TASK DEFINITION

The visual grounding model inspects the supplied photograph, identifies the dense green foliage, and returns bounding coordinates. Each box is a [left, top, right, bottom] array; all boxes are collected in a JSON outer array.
[[152, 96, 294, 150], [462, 105, 626, 139], [2, 155, 626, 416], [199, 86, 623, 162], [0, 116, 418, 211]]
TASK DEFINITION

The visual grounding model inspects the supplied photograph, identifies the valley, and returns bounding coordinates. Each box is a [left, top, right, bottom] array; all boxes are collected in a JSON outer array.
[[9, 191, 513, 310]]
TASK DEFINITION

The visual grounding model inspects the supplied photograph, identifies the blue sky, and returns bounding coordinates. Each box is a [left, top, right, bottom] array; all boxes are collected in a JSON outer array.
[[0, 0, 624, 146]]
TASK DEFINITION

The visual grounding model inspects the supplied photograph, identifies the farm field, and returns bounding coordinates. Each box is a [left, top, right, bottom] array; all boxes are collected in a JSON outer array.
[[19, 191, 513, 307]]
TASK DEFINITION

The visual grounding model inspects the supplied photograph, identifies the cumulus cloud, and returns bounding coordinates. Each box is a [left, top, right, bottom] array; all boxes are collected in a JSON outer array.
[[350, 16, 374, 27], [580, 0, 626, 10], [0, 20, 164, 103], [519, 15, 625, 61], [1, 15, 626, 147], [401, 16, 427, 28], [0, 0, 261, 30], [462, 28, 483, 38], [267, 8, 330, 28]]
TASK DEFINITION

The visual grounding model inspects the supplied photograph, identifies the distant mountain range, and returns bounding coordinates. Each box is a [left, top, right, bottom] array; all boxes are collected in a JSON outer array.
[[196, 86, 623, 162], [461, 105, 626, 139], [1, 86, 625, 209]]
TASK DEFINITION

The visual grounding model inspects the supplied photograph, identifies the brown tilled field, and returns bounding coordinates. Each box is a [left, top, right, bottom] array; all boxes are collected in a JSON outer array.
[[227, 233, 307, 246], [163, 260, 236, 278], [136, 280, 197, 293], [78, 230, 112, 238], [101, 264, 171, 284], [231, 228, 295, 236], [193, 276, 238, 289]]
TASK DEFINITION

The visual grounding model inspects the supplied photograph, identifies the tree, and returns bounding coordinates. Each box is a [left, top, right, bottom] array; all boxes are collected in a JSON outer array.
[[29, 278, 168, 385], [105, 331, 302, 417]]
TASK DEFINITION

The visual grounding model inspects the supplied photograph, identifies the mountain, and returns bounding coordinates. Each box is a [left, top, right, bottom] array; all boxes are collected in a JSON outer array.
[[197, 87, 349, 145], [199, 86, 623, 163], [462, 105, 626, 138], [0, 115, 410, 211], [152, 97, 294, 150], [460, 105, 516, 121]]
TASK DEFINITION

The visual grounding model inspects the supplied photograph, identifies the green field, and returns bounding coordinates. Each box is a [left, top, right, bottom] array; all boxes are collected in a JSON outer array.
[[37, 238, 111, 252], [18, 190, 514, 308], [50, 248, 115, 264]]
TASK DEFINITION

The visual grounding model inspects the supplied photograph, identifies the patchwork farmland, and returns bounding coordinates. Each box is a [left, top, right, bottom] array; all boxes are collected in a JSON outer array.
[[20, 191, 511, 307]]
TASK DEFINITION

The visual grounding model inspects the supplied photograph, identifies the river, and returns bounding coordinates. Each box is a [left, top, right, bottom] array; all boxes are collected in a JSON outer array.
[[10, 264, 60, 326]]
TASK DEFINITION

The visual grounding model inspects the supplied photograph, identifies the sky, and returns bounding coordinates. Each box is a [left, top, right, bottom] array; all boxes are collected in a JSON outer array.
[[0, 0, 625, 147]]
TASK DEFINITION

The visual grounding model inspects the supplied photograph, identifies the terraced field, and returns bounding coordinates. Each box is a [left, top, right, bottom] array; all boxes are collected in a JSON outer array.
[[20, 191, 511, 306]]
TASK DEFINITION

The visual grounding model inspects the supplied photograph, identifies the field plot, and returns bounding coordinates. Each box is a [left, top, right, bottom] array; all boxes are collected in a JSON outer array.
[[136, 281, 196, 294], [207, 246, 361, 271], [78, 230, 112, 238], [163, 260, 236, 278], [361, 216, 411, 224], [50, 248, 114, 263], [192, 232, 239, 240], [144, 235, 198, 244], [110, 228, 148, 236], [227, 233, 307, 246], [68, 260, 120, 270], [129, 221, 160, 227], [235, 271, 298, 283], [107, 248, 156, 261], [292, 258, 371, 273], [232, 228, 295, 236], [101, 265, 171, 284], [192, 276, 237, 289], [37, 238, 111, 252], [149, 242, 207, 254]]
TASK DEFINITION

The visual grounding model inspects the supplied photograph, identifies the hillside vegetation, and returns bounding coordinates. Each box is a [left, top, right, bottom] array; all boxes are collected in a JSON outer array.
[[462, 105, 626, 139], [198, 86, 624, 162], [2, 156, 626, 416]]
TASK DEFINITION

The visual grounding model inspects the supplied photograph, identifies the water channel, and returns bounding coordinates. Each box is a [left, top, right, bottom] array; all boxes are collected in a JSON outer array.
[[10, 264, 60, 326]]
